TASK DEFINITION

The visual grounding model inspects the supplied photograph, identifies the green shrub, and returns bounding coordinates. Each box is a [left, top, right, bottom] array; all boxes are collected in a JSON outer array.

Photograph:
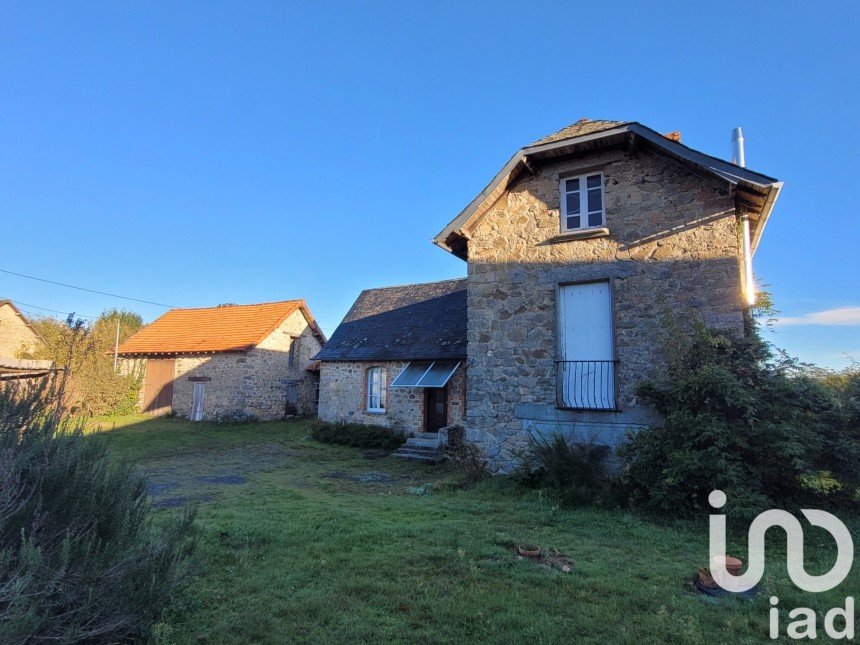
[[518, 433, 614, 507], [309, 420, 405, 450], [446, 441, 488, 488], [0, 378, 196, 643], [619, 322, 860, 518]]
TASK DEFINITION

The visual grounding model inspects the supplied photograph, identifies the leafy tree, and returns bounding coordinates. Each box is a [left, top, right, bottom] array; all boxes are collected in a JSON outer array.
[[30, 309, 144, 416]]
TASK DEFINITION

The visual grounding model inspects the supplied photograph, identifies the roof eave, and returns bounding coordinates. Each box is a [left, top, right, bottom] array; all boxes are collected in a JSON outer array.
[[117, 346, 253, 357], [750, 181, 783, 255], [314, 354, 468, 363]]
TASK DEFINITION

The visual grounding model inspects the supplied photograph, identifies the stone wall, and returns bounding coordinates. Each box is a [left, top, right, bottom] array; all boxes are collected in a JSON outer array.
[[464, 147, 745, 472], [317, 360, 466, 434], [126, 309, 322, 421], [0, 303, 42, 358]]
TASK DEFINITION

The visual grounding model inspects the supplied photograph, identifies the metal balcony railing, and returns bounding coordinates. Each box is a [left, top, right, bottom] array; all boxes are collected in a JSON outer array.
[[555, 360, 617, 410]]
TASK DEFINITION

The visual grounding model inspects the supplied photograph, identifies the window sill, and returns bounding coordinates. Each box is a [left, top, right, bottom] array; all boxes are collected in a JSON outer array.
[[547, 227, 610, 244], [365, 409, 386, 415], [555, 406, 618, 413]]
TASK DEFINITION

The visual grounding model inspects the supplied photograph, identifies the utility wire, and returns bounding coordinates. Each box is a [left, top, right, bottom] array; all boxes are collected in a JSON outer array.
[[0, 268, 176, 308], [6, 299, 99, 320]]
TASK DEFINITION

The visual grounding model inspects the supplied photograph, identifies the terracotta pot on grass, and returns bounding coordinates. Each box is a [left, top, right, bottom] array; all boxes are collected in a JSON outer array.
[[712, 555, 743, 576], [517, 544, 541, 558]]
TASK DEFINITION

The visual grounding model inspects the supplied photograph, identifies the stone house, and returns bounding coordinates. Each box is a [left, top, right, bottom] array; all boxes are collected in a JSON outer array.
[[316, 118, 782, 472], [314, 280, 467, 438], [0, 300, 54, 381], [117, 300, 325, 420], [432, 118, 782, 471]]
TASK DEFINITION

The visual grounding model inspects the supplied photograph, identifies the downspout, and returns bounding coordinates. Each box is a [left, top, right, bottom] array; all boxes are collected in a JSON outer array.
[[732, 127, 756, 307]]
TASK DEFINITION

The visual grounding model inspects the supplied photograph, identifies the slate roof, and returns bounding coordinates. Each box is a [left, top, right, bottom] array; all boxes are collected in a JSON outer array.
[[529, 118, 628, 146], [314, 279, 467, 362], [117, 300, 323, 356]]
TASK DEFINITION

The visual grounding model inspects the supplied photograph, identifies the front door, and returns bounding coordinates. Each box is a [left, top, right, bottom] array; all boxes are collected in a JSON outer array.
[[425, 387, 448, 433]]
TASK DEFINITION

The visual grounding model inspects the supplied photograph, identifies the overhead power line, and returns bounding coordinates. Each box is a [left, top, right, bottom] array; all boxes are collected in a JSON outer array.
[[0, 268, 176, 308], [8, 299, 99, 320]]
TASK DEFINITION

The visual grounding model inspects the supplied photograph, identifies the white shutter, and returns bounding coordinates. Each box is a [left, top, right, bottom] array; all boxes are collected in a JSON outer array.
[[191, 382, 205, 421], [558, 282, 615, 409]]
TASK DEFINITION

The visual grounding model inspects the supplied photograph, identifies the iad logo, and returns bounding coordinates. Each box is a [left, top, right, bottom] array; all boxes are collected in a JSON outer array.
[[708, 490, 855, 640]]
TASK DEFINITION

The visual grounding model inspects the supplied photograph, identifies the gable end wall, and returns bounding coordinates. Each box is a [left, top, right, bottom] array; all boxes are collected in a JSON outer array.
[[0, 304, 42, 358], [465, 147, 745, 471]]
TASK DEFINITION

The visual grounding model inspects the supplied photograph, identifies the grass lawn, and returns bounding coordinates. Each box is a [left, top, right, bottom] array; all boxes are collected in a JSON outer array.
[[99, 415, 858, 644]]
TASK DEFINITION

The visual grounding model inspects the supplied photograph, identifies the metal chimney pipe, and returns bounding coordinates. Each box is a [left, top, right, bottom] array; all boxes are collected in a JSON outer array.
[[733, 126, 755, 306], [732, 126, 745, 167]]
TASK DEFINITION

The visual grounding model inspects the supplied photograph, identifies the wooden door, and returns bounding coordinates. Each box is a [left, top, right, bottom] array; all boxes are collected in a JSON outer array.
[[424, 387, 448, 433], [142, 358, 175, 415]]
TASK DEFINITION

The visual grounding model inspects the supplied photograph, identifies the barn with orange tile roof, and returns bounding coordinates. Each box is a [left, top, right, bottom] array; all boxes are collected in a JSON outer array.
[[118, 300, 325, 420]]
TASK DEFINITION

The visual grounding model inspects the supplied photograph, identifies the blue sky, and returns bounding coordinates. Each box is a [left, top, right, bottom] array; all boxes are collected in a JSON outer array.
[[1, 1, 857, 368]]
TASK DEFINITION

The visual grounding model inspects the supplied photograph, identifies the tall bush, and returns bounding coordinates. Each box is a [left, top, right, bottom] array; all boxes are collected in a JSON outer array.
[[0, 377, 195, 642], [620, 321, 859, 518]]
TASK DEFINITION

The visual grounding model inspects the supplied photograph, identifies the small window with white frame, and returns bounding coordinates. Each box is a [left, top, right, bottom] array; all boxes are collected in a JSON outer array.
[[560, 173, 605, 232], [366, 367, 385, 413]]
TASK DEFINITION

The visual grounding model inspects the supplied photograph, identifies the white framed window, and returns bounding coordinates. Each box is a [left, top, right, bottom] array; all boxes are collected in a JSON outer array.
[[560, 173, 605, 232], [366, 367, 385, 412]]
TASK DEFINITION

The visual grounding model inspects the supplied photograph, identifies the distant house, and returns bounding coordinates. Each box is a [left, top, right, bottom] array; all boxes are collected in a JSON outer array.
[[117, 300, 325, 420], [314, 280, 466, 436], [0, 300, 54, 381], [317, 118, 782, 471]]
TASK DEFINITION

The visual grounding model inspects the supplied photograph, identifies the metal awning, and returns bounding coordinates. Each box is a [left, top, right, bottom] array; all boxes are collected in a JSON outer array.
[[390, 361, 461, 388]]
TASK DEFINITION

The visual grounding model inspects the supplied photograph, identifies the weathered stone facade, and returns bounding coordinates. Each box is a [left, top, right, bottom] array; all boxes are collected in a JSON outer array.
[[126, 309, 322, 420], [318, 360, 466, 434], [0, 302, 43, 358], [465, 148, 746, 471]]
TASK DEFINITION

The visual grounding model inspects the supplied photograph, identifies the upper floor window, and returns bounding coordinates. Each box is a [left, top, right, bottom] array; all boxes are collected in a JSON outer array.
[[560, 173, 604, 232], [366, 367, 385, 413]]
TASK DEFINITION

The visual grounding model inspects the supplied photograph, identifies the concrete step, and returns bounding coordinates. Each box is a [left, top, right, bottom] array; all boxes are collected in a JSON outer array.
[[415, 432, 440, 440], [395, 445, 442, 457], [405, 437, 441, 448], [392, 444, 445, 464], [392, 451, 444, 464]]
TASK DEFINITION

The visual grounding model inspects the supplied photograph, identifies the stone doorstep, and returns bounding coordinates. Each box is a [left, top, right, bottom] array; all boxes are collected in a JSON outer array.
[[392, 450, 444, 464], [406, 436, 441, 448], [391, 443, 445, 464]]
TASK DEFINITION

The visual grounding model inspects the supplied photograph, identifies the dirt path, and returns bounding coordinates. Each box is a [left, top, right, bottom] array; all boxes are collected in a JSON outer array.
[[143, 442, 294, 508]]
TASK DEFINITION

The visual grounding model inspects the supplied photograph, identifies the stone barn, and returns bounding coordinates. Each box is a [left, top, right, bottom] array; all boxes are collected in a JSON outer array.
[[118, 300, 325, 420]]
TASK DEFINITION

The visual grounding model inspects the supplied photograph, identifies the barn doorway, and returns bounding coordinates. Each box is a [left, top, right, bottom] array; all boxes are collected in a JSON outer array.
[[142, 358, 175, 415]]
